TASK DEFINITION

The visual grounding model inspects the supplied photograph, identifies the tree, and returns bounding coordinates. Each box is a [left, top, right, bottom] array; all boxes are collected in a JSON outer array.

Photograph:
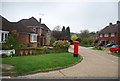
[[50, 36, 57, 45], [66, 26, 70, 39], [81, 37, 93, 45], [61, 26, 66, 38], [79, 29, 90, 39], [52, 26, 62, 40], [71, 34, 78, 42], [2, 32, 25, 49], [53, 25, 61, 31]]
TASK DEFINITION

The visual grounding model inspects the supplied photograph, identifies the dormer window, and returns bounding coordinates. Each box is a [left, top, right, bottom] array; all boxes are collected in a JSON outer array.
[[111, 33, 115, 37], [104, 34, 108, 37]]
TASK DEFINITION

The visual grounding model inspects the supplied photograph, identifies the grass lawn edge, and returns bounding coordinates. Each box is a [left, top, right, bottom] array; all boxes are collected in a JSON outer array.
[[2, 53, 83, 77]]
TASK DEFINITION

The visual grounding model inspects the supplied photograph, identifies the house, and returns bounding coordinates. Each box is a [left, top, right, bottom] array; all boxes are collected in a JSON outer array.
[[0, 15, 51, 47], [19, 17, 51, 46], [0, 15, 38, 47], [98, 21, 120, 45]]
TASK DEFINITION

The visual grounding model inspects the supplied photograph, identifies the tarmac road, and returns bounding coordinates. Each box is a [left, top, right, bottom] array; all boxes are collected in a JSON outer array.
[[14, 46, 119, 79]]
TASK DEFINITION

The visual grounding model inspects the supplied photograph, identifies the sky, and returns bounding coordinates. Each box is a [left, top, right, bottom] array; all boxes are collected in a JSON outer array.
[[0, 0, 119, 33]]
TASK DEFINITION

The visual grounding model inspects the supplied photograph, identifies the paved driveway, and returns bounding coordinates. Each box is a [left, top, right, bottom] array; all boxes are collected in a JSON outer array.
[[16, 46, 119, 79]]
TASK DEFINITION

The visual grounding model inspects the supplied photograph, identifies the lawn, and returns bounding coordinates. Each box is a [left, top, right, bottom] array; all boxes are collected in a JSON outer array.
[[92, 47, 104, 50], [2, 52, 81, 73], [111, 53, 120, 57]]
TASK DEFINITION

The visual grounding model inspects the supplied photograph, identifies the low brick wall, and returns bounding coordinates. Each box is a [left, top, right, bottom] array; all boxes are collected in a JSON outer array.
[[15, 48, 68, 55]]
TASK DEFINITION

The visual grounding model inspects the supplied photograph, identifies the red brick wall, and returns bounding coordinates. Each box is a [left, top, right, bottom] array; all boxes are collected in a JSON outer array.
[[17, 33, 30, 46], [98, 33, 118, 44], [17, 33, 37, 47]]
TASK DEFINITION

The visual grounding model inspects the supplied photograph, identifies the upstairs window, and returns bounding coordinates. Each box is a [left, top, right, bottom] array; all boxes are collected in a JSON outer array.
[[100, 34, 103, 37], [104, 34, 108, 37], [111, 33, 115, 37]]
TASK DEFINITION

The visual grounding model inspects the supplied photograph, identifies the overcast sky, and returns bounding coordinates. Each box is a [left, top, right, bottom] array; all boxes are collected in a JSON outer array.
[[1, 1, 119, 33]]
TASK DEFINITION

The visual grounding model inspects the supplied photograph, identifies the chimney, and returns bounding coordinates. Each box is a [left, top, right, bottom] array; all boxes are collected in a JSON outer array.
[[109, 22, 112, 26], [39, 18, 41, 24], [117, 21, 120, 24]]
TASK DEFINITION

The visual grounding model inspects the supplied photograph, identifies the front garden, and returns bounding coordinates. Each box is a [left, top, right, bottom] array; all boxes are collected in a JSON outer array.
[[2, 52, 81, 74], [1, 40, 82, 76]]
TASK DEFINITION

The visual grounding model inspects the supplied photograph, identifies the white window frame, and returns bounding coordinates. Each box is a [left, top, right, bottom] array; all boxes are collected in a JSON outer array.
[[100, 34, 103, 37], [111, 33, 115, 37], [30, 34, 38, 43], [0, 30, 9, 43], [104, 34, 108, 37]]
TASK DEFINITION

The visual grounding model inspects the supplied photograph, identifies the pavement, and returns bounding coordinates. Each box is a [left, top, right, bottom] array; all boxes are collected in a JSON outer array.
[[4, 46, 120, 79]]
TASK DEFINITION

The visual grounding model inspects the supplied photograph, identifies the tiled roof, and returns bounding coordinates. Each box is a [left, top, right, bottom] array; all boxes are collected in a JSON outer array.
[[41, 24, 50, 31], [1, 15, 35, 33], [19, 17, 40, 27], [19, 17, 50, 31], [99, 21, 120, 34]]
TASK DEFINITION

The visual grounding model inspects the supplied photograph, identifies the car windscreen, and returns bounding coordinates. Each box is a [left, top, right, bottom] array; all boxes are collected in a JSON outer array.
[[111, 45, 116, 48]]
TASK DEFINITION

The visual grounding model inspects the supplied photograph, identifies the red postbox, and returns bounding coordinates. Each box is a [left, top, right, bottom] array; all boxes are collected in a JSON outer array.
[[74, 41, 79, 57]]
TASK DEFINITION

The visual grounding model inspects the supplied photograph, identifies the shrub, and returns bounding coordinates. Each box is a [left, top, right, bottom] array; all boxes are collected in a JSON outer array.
[[53, 41, 70, 48], [50, 36, 57, 45]]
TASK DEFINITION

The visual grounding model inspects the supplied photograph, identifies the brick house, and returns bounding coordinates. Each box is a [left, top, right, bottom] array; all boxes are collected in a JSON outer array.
[[98, 21, 120, 45], [0, 15, 38, 47], [19, 17, 51, 46]]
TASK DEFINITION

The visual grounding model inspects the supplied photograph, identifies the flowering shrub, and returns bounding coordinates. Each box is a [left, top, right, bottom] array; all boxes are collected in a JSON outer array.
[[53, 41, 70, 48]]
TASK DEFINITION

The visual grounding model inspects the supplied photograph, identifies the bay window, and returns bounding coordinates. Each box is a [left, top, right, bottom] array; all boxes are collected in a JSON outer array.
[[30, 34, 38, 43]]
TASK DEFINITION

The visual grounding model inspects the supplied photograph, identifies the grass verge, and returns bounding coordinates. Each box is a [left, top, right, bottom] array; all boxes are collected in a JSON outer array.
[[2, 52, 81, 73], [92, 47, 104, 50], [111, 53, 120, 57]]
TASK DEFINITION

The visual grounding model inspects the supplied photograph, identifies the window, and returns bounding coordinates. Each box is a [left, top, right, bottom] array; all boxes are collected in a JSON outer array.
[[118, 46, 120, 48], [104, 34, 108, 37], [100, 34, 103, 37], [1, 33, 4, 41], [0, 30, 9, 42], [111, 33, 115, 37], [30, 34, 38, 42]]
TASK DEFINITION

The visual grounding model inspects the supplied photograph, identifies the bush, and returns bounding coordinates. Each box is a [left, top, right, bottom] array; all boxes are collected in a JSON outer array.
[[53, 41, 70, 49], [50, 36, 57, 45], [81, 37, 93, 45]]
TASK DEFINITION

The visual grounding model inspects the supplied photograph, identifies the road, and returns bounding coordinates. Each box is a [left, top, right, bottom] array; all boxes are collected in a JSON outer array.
[[15, 46, 119, 79]]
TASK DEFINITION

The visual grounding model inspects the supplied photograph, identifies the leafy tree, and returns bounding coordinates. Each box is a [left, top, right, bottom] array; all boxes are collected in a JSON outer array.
[[71, 34, 78, 42], [81, 37, 93, 45], [3, 32, 25, 49], [79, 29, 90, 39], [50, 36, 57, 45]]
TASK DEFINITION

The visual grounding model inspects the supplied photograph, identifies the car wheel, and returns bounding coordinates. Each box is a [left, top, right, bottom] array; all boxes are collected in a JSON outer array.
[[115, 50, 119, 53]]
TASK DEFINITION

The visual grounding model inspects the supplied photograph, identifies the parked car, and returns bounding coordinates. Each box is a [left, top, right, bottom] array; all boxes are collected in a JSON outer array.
[[109, 45, 120, 53], [98, 43, 104, 46], [105, 43, 115, 47]]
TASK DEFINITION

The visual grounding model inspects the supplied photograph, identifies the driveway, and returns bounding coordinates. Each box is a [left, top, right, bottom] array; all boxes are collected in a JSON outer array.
[[15, 46, 119, 79]]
